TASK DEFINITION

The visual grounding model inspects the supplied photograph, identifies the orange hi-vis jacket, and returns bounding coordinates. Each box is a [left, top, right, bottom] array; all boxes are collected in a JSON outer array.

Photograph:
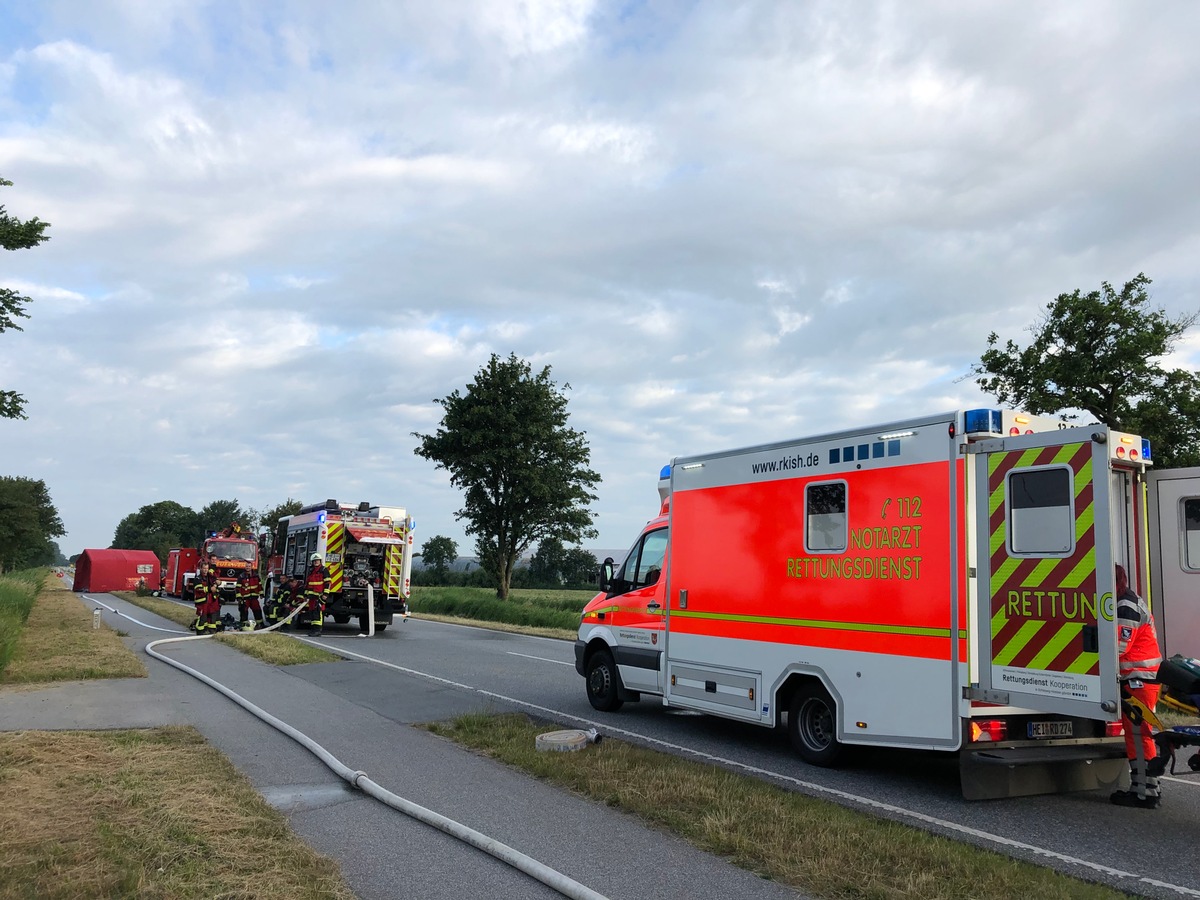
[[1117, 589, 1162, 683]]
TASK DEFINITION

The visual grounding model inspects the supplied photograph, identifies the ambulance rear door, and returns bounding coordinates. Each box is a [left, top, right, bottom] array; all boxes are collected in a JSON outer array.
[[971, 427, 1120, 720]]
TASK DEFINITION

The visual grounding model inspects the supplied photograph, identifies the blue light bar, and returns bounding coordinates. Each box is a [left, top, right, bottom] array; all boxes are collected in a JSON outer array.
[[318, 512, 326, 523], [1142, 439, 1153, 462], [659, 464, 671, 479], [964, 408, 1002, 435]]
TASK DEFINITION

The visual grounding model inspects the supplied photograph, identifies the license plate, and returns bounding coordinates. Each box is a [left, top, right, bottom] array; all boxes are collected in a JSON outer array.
[[1028, 720, 1072, 739]]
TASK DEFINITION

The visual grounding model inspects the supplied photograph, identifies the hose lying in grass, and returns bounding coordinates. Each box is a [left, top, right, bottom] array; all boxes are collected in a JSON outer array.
[[89, 595, 609, 900]]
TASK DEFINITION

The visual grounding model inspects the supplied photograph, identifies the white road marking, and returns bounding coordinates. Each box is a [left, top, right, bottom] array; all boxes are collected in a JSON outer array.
[[302, 636, 1200, 898], [507, 651, 572, 666]]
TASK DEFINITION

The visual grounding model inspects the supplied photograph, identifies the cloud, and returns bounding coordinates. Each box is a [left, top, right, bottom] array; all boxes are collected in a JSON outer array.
[[1, 1, 1198, 559]]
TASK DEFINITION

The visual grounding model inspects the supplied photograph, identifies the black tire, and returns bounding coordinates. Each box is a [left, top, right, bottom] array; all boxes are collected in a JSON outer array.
[[585, 648, 624, 712], [788, 682, 842, 766], [359, 613, 389, 633], [333, 614, 351, 625]]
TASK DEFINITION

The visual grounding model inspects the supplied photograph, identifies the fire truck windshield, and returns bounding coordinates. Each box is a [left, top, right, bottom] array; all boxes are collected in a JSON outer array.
[[205, 540, 257, 562]]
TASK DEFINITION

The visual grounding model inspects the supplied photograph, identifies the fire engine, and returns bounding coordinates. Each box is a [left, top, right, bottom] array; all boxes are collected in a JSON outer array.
[[576, 408, 1153, 799], [196, 525, 260, 602], [163, 526, 259, 603], [268, 499, 414, 633]]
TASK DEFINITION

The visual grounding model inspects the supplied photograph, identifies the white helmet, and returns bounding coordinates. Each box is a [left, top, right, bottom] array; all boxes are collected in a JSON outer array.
[[310, 553, 322, 563]]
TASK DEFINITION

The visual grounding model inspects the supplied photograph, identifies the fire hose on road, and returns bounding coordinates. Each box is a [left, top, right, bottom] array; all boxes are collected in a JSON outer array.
[[86, 594, 609, 900]]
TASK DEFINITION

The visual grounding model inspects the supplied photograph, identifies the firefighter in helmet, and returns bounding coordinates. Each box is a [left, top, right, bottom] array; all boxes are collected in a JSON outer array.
[[304, 552, 330, 636], [191, 569, 209, 633], [203, 567, 223, 632], [237, 568, 264, 631]]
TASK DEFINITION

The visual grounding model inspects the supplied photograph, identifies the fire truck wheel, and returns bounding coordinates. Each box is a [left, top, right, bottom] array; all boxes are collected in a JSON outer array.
[[333, 614, 351, 624], [585, 648, 624, 712], [788, 682, 842, 767]]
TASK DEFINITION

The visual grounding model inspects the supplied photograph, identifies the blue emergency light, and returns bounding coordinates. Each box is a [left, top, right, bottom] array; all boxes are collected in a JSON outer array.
[[963, 408, 1002, 435], [659, 464, 671, 479], [1142, 439, 1153, 462]]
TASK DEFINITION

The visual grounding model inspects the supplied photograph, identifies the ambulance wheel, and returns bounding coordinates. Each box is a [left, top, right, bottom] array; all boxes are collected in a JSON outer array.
[[788, 682, 842, 766], [585, 648, 624, 712]]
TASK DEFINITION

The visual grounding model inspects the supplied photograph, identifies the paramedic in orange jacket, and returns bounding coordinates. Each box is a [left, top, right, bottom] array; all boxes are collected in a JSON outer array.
[[304, 553, 330, 637], [1111, 564, 1164, 809]]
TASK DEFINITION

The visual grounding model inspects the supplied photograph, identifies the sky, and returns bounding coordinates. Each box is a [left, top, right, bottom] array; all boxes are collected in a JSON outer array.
[[2, 1, 1199, 560]]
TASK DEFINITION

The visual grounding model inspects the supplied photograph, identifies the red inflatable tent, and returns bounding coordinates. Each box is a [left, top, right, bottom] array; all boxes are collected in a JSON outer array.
[[72, 549, 162, 593]]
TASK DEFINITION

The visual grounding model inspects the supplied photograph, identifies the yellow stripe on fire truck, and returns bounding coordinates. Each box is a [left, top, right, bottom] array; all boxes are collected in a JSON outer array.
[[327, 521, 345, 593]]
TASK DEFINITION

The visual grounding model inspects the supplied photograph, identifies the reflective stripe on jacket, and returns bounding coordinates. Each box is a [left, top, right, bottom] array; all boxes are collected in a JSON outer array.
[[1117, 589, 1162, 681]]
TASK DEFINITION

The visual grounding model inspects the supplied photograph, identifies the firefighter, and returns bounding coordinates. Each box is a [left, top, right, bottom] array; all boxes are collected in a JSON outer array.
[[203, 568, 223, 632], [1111, 564, 1164, 809], [191, 571, 209, 633], [304, 552, 330, 636], [236, 569, 264, 631], [263, 576, 289, 629]]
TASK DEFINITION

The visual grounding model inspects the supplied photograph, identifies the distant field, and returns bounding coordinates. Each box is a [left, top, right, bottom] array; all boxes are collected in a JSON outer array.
[[408, 585, 592, 635]]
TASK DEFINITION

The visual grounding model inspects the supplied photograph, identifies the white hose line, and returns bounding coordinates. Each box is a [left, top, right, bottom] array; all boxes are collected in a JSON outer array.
[[130, 624, 606, 900]]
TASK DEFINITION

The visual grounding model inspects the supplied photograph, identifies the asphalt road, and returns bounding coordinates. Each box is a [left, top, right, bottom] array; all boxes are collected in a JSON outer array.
[[290, 616, 1200, 900]]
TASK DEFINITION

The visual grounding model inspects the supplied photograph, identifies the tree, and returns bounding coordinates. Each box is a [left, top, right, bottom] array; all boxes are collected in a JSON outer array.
[[255, 498, 304, 534], [196, 499, 252, 538], [562, 546, 600, 588], [1, 176, 52, 420], [111, 500, 200, 564], [414, 353, 601, 599], [419, 535, 458, 584], [972, 274, 1200, 468], [0, 477, 65, 572]]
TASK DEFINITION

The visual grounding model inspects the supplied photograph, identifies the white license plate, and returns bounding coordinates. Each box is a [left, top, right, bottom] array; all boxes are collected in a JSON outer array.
[[1028, 720, 1073, 738]]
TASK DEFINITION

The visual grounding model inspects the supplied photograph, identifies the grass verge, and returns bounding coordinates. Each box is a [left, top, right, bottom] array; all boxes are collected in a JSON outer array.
[[0, 726, 354, 900], [429, 713, 1125, 900], [2, 572, 146, 685], [111, 591, 339, 666], [410, 585, 588, 633], [0, 568, 47, 675]]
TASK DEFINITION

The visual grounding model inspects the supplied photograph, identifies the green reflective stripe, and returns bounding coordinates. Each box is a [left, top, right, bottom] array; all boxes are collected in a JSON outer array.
[[1066, 650, 1099, 675], [1028, 622, 1080, 670], [1060, 547, 1096, 590], [991, 604, 1008, 639], [993, 619, 1044, 666], [669, 608, 964, 639]]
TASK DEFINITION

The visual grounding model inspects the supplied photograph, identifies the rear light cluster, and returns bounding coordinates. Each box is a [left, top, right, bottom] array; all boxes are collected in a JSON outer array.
[[970, 719, 1008, 742], [1105, 721, 1125, 737]]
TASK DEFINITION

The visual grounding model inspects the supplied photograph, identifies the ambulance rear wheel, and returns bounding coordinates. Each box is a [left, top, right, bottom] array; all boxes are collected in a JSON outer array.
[[586, 648, 624, 712], [788, 682, 842, 766]]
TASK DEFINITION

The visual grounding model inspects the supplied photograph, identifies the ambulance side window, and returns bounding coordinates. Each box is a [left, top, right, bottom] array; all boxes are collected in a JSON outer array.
[[612, 528, 668, 595], [1181, 499, 1200, 570], [806, 482, 847, 553], [1007, 466, 1074, 556]]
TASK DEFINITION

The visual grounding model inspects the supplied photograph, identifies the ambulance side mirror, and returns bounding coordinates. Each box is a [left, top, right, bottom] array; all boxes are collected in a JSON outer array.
[[598, 557, 614, 593]]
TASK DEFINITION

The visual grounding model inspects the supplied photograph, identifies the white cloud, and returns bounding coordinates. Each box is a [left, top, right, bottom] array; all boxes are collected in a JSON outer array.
[[0, 0, 1198, 562]]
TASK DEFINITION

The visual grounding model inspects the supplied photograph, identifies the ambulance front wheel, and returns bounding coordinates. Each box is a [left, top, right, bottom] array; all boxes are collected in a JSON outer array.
[[788, 682, 842, 766], [585, 648, 624, 712]]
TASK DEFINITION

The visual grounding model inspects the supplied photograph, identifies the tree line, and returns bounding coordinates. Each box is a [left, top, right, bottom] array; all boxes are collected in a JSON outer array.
[[110, 498, 303, 565], [413, 535, 599, 590]]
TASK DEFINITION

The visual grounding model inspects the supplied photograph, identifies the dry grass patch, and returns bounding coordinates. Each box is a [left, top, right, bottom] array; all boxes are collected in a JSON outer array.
[[429, 713, 1124, 900], [2, 581, 145, 686], [0, 726, 354, 900]]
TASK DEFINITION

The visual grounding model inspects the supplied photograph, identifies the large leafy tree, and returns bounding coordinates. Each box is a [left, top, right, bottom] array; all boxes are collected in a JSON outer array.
[[0, 477, 65, 572], [419, 535, 458, 584], [414, 353, 601, 599], [111, 500, 200, 564], [255, 498, 304, 534], [196, 499, 252, 538], [1, 176, 52, 420], [972, 274, 1200, 468]]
